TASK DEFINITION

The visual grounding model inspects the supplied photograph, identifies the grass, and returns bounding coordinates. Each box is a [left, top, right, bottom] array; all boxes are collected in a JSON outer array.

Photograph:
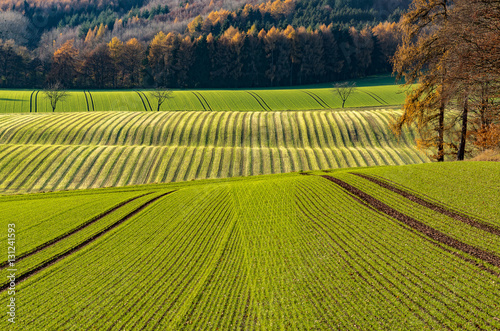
[[0, 109, 428, 194], [470, 149, 500, 162], [0, 161, 498, 330], [0, 82, 406, 113]]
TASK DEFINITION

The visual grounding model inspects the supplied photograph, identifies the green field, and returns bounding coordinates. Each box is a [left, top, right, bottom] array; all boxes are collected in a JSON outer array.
[[0, 109, 428, 194], [1, 162, 499, 330], [0, 83, 405, 113]]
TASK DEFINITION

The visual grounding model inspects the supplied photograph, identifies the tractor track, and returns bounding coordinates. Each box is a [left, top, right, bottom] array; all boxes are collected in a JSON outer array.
[[135, 90, 149, 111], [140, 91, 153, 111], [352, 173, 500, 237], [0, 193, 152, 269], [29, 90, 35, 112], [245, 91, 269, 111], [88, 90, 95, 111], [247, 91, 272, 111], [302, 90, 328, 108], [321, 175, 500, 271], [34, 90, 39, 113], [0, 191, 175, 291], [83, 90, 90, 112], [191, 92, 207, 110], [361, 90, 386, 105]]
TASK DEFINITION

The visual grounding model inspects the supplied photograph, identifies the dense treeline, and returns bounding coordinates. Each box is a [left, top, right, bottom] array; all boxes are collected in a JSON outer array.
[[0, 21, 399, 88], [1, 0, 408, 41], [0, 0, 403, 88]]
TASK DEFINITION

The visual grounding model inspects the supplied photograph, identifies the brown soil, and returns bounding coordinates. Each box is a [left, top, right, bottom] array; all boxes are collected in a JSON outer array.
[[352, 173, 500, 237], [321, 175, 500, 270]]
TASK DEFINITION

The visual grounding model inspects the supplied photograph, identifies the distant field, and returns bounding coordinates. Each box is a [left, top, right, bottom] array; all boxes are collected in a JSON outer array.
[[0, 109, 427, 194], [0, 162, 498, 330], [0, 83, 405, 113]]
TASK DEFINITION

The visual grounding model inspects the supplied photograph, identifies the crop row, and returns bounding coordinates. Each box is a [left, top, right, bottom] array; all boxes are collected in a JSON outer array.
[[294, 175, 500, 329], [0, 110, 418, 149], [1, 174, 499, 329], [0, 190, 142, 255], [0, 143, 427, 194], [0, 184, 237, 329], [329, 173, 500, 258], [0, 85, 405, 113], [0, 191, 168, 285]]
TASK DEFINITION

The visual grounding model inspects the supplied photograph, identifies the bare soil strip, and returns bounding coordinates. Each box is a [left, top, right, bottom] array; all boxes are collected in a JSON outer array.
[[321, 175, 500, 269], [353, 173, 500, 237], [0, 191, 175, 292], [0, 193, 153, 269]]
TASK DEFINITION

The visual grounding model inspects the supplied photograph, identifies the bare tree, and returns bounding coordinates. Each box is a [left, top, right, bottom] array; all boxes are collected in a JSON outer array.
[[43, 82, 68, 112], [150, 88, 173, 111], [334, 82, 357, 108]]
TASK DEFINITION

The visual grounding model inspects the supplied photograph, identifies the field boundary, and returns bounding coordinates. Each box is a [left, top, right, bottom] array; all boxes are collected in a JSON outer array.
[[0, 191, 175, 291], [321, 175, 500, 269], [352, 173, 500, 236]]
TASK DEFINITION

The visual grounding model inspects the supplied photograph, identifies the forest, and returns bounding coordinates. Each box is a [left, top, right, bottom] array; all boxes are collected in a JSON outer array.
[[0, 0, 407, 88]]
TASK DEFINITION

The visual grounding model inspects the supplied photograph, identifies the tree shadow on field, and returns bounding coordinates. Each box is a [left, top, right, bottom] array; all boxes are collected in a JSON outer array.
[[0, 98, 23, 101]]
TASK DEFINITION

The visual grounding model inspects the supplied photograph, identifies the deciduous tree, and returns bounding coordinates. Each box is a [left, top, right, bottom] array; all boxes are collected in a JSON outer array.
[[43, 82, 68, 112]]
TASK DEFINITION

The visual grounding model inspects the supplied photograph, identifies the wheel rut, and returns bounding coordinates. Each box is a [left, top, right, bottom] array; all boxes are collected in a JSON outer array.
[[0, 191, 176, 291], [352, 173, 500, 237], [321, 175, 500, 270]]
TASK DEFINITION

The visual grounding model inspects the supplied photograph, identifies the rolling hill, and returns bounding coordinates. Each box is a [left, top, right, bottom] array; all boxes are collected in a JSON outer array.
[[0, 161, 498, 330], [0, 84, 405, 113], [0, 109, 427, 194]]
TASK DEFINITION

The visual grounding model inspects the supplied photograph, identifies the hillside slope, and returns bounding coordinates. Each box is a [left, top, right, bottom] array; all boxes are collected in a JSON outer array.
[[0, 162, 498, 329], [0, 84, 405, 113], [0, 109, 427, 194]]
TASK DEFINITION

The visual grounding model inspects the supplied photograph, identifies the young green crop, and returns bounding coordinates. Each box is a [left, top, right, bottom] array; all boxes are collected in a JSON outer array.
[[0, 83, 406, 114], [0, 110, 428, 194], [0, 163, 498, 330]]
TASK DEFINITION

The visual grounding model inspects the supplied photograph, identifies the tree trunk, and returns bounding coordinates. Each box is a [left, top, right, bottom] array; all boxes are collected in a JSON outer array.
[[437, 102, 445, 162], [457, 95, 469, 161]]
